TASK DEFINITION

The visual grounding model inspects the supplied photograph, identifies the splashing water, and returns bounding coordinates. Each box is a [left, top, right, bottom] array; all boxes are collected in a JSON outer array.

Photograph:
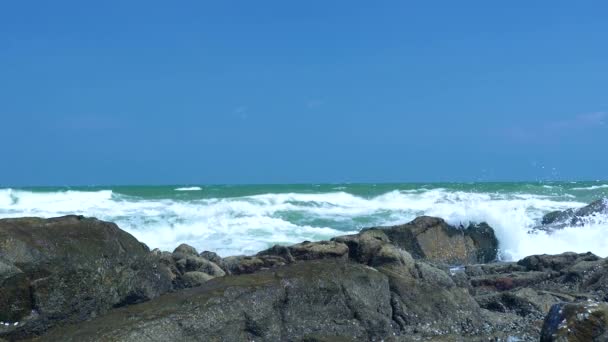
[[1, 182, 607, 259]]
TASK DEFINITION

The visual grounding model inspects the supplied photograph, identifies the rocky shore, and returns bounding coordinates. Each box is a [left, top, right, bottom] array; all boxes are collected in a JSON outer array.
[[1, 201, 607, 341]]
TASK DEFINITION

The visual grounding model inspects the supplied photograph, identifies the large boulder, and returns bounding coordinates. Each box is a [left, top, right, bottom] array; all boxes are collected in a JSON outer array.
[[0, 216, 173, 339], [33, 256, 510, 341], [33, 261, 396, 341], [357, 216, 498, 265]]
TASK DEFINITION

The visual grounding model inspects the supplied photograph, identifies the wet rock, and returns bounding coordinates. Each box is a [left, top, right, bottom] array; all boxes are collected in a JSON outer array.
[[540, 301, 608, 341], [540, 198, 608, 229], [0, 216, 173, 339]]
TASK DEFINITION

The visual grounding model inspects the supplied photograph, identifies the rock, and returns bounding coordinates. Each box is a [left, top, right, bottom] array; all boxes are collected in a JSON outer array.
[[222, 255, 288, 275], [287, 240, 349, 261], [178, 256, 225, 277], [6, 214, 607, 341], [257, 244, 295, 263], [518, 252, 600, 272], [332, 229, 389, 264], [199, 250, 221, 263], [541, 198, 608, 229], [364, 216, 498, 264], [180, 271, 214, 288], [35, 257, 507, 341], [0, 261, 30, 322], [540, 301, 608, 341], [476, 288, 563, 319], [0, 216, 173, 339], [172, 243, 198, 260], [369, 243, 414, 267], [35, 261, 396, 341]]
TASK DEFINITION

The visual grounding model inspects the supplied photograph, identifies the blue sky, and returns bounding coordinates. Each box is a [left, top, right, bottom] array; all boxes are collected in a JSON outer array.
[[1, 1, 607, 185]]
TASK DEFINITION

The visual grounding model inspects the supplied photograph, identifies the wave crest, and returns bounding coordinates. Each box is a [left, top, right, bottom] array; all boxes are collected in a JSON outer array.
[[1, 187, 606, 259]]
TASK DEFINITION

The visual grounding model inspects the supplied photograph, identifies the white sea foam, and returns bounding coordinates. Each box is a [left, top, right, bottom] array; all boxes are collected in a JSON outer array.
[[0, 187, 606, 259], [571, 184, 608, 191], [174, 186, 202, 191]]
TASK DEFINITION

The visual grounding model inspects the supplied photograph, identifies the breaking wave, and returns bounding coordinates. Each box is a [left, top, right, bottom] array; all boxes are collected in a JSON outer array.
[[0, 186, 606, 259], [175, 186, 202, 191]]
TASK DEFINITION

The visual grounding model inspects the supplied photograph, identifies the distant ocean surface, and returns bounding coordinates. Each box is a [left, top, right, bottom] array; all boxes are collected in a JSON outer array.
[[1, 182, 607, 260]]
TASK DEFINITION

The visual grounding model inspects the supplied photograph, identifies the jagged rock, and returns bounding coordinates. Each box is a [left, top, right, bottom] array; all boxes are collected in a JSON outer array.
[[363, 216, 498, 265], [540, 301, 608, 341], [541, 198, 608, 229], [0, 216, 173, 340], [518, 252, 600, 272], [332, 229, 389, 264]]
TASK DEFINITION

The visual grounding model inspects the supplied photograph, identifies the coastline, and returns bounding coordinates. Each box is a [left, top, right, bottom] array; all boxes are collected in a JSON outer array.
[[1, 201, 607, 341]]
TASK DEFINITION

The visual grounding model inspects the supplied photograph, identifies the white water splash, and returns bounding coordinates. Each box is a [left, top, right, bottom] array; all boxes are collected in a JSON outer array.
[[0, 188, 606, 259]]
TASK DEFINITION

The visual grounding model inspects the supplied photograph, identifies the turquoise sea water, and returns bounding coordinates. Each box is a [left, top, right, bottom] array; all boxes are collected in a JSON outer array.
[[1, 182, 607, 260]]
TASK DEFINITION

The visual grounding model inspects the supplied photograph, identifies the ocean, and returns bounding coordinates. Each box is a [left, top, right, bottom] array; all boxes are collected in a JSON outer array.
[[1, 182, 607, 261]]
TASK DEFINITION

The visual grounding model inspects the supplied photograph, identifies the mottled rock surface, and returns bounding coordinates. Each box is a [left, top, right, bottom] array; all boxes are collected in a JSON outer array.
[[343, 216, 499, 265], [540, 301, 608, 341], [0, 216, 173, 339]]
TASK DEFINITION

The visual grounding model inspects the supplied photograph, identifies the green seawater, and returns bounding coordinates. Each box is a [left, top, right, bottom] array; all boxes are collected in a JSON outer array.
[[8, 181, 608, 202], [1, 182, 607, 259]]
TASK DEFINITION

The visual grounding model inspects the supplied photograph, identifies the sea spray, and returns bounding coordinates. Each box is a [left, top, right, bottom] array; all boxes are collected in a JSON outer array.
[[1, 183, 607, 259]]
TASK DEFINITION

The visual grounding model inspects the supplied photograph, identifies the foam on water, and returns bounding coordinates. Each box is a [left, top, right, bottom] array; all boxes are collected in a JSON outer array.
[[571, 184, 608, 191], [0, 187, 606, 259], [174, 186, 202, 191]]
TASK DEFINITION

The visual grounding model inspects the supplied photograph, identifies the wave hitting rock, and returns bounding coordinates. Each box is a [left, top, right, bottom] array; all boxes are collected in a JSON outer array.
[[0, 213, 606, 341]]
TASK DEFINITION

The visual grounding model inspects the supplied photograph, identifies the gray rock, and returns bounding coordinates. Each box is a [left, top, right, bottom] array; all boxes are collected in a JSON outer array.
[[540, 198, 608, 230], [35, 261, 396, 341], [180, 271, 214, 288], [364, 216, 499, 264], [172, 243, 198, 260], [182, 256, 225, 277], [288, 240, 349, 261], [0, 216, 173, 340], [36, 258, 503, 341]]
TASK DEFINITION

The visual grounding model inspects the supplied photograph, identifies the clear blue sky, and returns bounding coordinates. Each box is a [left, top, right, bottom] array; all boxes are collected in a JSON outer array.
[[1, 1, 607, 185]]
